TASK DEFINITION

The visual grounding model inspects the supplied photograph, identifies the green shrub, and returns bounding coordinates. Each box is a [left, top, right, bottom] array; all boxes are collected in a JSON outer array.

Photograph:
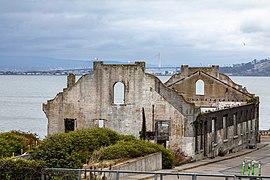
[[92, 140, 174, 169], [0, 131, 39, 158], [0, 158, 46, 179], [30, 128, 123, 168], [0, 132, 29, 157], [118, 134, 137, 141], [10, 130, 39, 144], [31, 128, 174, 169]]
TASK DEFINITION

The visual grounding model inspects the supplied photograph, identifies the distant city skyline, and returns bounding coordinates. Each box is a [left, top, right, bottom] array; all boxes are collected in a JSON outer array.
[[0, 0, 270, 66]]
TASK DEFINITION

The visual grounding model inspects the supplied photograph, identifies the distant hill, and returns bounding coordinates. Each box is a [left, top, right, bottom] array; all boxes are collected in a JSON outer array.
[[2, 55, 270, 76], [220, 59, 270, 76], [0, 56, 90, 71]]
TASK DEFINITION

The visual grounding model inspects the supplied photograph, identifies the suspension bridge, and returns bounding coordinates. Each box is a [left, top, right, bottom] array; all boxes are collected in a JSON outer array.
[[21, 66, 180, 76]]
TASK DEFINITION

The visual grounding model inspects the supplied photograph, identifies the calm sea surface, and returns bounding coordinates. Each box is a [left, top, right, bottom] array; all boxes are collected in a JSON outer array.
[[0, 75, 269, 138]]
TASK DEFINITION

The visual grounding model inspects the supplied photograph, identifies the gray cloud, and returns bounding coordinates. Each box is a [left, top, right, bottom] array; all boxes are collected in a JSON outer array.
[[0, 0, 270, 66]]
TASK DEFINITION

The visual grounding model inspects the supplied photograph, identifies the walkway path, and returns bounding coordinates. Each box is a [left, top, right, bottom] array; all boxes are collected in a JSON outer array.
[[125, 139, 270, 179]]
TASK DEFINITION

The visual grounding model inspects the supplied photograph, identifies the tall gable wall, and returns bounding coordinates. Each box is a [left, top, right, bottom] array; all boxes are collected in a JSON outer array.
[[43, 62, 199, 157], [165, 65, 255, 108]]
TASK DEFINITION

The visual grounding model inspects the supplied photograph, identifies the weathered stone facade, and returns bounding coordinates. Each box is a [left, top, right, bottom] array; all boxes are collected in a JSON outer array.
[[165, 65, 259, 159], [44, 62, 259, 160], [165, 65, 254, 108], [193, 103, 259, 159], [43, 62, 199, 157]]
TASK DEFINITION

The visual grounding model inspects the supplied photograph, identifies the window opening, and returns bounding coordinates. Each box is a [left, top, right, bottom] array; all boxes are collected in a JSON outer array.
[[114, 82, 125, 104], [195, 125, 198, 153], [98, 119, 105, 128], [212, 118, 216, 143], [233, 113, 238, 135], [200, 124, 203, 150], [223, 115, 228, 139], [196, 79, 205, 95], [64, 118, 76, 133], [155, 121, 170, 148], [240, 121, 243, 135]]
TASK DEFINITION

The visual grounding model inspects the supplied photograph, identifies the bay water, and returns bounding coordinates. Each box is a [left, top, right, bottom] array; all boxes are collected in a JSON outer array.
[[0, 75, 268, 138]]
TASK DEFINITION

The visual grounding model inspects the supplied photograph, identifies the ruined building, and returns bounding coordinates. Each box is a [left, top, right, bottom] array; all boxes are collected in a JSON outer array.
[[43, 62, 259, 160]]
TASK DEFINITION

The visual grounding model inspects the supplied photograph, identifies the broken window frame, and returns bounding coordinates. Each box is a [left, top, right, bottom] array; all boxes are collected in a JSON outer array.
[[155, 120, 170, 148]]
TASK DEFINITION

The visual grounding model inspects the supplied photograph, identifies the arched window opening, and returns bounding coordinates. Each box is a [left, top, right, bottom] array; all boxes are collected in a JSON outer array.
[[114, 82, 125, 104], [196, 79, 205, 95]]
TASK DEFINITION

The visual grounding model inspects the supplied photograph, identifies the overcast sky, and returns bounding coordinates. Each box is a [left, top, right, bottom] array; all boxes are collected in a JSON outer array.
[[0, 0, 270, 66]]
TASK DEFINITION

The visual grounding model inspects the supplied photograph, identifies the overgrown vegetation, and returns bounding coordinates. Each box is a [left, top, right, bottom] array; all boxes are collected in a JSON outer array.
[[172, 149, 191, 166], [30, 128, 123, 168], [0, 128, 175, 172], [0, 131, 38, 158], [218, 147, 226, 157], [90, 140, 174, 169], [0, 158, 46, 179], [247, 97, 258, 104], [10, 130, 39, 144]]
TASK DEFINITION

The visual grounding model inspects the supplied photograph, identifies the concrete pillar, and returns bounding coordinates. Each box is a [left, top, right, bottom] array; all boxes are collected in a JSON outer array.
[[67, 73, 75, 88]]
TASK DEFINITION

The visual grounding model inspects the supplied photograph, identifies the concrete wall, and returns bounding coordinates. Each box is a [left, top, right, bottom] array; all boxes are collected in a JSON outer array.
[[43, 62, 259, 162], [43, 61, 199, 157], [102, 152, 162, 179], [165, 65, 259, 160], [194, 103, 259, 160], [165, 65, 255, 108]]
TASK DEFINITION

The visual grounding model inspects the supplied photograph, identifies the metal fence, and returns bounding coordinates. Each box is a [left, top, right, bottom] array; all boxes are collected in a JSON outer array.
[[41, 168, 270, 180]]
